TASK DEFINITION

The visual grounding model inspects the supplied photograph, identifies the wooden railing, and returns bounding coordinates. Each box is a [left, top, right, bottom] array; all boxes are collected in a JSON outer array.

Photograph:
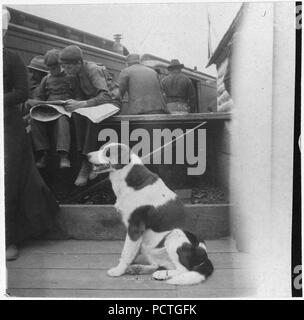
[[104, 112, 232, 124]]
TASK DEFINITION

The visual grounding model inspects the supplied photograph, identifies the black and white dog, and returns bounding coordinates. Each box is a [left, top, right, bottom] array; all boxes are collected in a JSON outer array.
[[88, 143, 213, 285]]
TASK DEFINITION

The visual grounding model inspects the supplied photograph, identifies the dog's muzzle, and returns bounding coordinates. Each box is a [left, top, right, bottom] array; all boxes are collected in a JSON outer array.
[[91, 163, 111, 173], [87, 151, 112, 174]]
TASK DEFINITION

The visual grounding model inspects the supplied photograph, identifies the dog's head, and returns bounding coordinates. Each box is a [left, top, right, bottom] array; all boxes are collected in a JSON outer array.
[[88, 143, 139, 175]]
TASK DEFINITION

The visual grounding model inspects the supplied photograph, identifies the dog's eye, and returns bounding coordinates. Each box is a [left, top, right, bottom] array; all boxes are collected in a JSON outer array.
[[105, 148, 111, 157]]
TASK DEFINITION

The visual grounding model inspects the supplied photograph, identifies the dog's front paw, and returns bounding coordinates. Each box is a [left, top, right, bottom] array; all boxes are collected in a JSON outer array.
[[152, 270, 170, 281], [107, 265, 126, 277]]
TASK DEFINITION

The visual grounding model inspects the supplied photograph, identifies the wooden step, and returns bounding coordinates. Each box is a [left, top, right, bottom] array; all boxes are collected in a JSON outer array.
[[57, 204, 230, 241]]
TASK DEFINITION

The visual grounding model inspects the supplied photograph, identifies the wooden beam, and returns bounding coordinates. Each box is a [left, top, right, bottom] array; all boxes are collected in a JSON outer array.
[[104, 112, 231, 124], [55, 204, 230, 241]]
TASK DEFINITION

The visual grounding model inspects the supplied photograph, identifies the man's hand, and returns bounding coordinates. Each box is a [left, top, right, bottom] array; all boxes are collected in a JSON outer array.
[[64, 99, 87, 112]]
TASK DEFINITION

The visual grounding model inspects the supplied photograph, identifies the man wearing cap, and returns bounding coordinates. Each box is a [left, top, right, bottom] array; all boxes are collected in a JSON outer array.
[[118, 53, 167, 115], [27, 55, 49, 99], [31, 48, 78, 169], [161, 59, 196, 114], [59, 45, 118, 186]]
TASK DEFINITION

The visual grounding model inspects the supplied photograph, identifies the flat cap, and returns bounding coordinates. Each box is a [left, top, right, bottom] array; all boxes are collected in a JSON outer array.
[[126, 53, 140, 65], [27, 55, 49, 73], [59, 45, 83, 64], [44, 49, 60, 67]]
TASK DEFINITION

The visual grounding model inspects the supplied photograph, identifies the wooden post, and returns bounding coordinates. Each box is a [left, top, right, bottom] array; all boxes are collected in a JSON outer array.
[[230, 2, 295, 297]]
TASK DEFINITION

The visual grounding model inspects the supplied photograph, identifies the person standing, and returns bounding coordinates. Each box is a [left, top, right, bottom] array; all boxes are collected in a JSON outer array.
[[31, 48, 78, 169], [118, 53, 167, 115], [3, 8, 62, 261], [161, 59, 196, 114], [59, 45, 119, 186]]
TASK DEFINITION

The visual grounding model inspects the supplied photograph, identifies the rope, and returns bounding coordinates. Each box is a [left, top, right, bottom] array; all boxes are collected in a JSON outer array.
[[140, 121, 206, 161]]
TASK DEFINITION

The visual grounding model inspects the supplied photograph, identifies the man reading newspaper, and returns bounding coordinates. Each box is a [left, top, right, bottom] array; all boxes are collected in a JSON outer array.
[[59, 45, 121, 186]]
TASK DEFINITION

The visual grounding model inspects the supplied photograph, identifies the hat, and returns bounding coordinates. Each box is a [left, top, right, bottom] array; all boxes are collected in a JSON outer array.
[[126, 53, 140, 65], [59, 45, 83, 64], [27, 56, 49, 73], [168, 59, 184, 70], [44, 49, 60, 67], [30, 104, 62, 122]]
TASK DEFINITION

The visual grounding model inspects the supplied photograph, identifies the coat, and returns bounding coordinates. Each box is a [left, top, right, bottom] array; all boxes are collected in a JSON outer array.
[[72, 61, 120, 155], [76, 60, 115, 107], [35, 71, 78, 101], [161, 71, 196, 108], [3, 48, 59, 245], [118, 63, 167, 115]]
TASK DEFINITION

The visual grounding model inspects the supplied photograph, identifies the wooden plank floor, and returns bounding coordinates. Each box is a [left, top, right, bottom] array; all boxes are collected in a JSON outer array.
[[6, 238, 257, 298]]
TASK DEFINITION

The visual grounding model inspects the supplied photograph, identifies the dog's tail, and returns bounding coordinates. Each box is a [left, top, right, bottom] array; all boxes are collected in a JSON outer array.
[[166, 271, 206, 285], [166, 259, 214, 285]]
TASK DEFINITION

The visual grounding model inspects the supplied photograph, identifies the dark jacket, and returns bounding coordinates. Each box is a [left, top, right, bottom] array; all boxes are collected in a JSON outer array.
[[3, 48, 59, 245], [161, 71, 196, 107], [3, 49, 28, 110], [76, 60, 115, 107], [118, 63, 167, 114]]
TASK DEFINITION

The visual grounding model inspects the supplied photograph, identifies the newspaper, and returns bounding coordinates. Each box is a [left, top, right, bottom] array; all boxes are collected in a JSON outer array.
[[29, 100, 120, 123]]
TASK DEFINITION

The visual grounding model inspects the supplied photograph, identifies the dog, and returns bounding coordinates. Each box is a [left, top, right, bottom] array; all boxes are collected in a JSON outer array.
[[88, 143, 213, 285]]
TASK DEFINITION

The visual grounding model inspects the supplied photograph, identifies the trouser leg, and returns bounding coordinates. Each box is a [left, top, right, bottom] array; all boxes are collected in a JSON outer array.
[[4, 123, 24, 246], [82, 119, 99, 155], [72, 113, 85, 154], [31, 119, 50, 151], [53, 115, 71, 152], [5, 168, 21, 246], [72, 113, 99, 156], [72, 114, 99, 186]]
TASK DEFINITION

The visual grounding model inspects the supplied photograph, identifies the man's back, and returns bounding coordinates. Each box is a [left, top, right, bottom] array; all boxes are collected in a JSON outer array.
[[161, 72, 194, 103], [119, 63, 166, 115]]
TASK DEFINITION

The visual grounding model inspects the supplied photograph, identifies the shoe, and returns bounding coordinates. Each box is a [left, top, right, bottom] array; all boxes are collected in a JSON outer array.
[[74, 160, 90, 187], [59, 153, 71, 169], [36, 152, 47, 168], [6, 245, 19, 261]]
